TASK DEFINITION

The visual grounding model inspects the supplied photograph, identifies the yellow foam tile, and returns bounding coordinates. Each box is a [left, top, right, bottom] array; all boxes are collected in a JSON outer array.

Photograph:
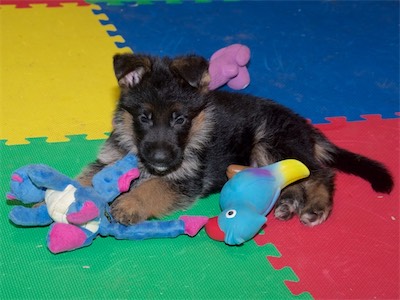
[[0, 4, 130, 145]]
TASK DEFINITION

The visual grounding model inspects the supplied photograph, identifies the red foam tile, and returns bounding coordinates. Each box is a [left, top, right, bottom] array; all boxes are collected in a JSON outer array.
[[0, 0, 89, 8], [255, 115, 399, 299]]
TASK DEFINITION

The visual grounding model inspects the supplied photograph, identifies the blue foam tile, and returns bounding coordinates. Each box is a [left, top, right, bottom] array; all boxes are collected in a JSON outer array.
[[98, 1, 399, 123]]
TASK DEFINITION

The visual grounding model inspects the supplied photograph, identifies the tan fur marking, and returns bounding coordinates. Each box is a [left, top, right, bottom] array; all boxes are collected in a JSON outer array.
[[250, 144, 275, 167], [200, 72, 211, 93], [274, 183, 304, 221], [189, 105, 214, 145], [111, 178, 178, 223], [304, 179, 331, 206], [77, 163, 108, 187], [112, 110, 138, 154], [98, 142, 125, 165], [133, 178, 177, 216], [121, 110, 135, 136], [76, 174, 94, 187], [300, 179, 332, 226], [250, 122, 275, 167], [190, 110, 206, 138], [314, 143, 333, 164]]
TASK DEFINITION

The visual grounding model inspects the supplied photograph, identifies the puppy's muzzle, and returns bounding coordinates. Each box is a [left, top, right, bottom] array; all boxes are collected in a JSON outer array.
[[141, 142, 182, 174]]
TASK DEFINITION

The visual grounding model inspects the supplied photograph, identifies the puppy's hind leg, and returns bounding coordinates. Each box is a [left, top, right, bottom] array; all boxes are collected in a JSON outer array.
[[299, 169, 335, 226], [274, 183, 306, 221], [274, 169, 334, 226]]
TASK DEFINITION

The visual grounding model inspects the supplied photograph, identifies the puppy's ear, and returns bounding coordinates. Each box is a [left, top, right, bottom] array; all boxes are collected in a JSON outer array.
[[113, 53, 151, 88], [170, 55, 210, 91]]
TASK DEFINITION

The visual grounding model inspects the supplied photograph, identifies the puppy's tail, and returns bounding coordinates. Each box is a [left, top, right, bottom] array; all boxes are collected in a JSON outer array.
[[330, 146, 394, 194]]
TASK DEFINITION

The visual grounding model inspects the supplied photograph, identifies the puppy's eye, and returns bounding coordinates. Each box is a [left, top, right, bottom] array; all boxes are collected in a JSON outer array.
[[171, 113, 186, 127], [139, 113, 152, 125], [175, 116, 186, 125]]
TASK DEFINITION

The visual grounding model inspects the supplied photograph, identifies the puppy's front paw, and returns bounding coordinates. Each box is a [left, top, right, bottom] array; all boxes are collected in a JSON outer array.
[[110, 178, 180, 225], [110, 194, 149, 225]]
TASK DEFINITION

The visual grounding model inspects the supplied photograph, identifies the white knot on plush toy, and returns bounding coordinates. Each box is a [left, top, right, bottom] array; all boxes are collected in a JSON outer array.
[[45, 184, 100, 233], [45, 184, 77, 224]]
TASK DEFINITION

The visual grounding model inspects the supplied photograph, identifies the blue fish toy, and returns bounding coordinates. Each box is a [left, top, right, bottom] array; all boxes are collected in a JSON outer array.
[[205, 159, 310, 245]]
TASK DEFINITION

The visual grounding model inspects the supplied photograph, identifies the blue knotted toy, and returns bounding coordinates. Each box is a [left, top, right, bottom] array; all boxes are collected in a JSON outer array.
[[6, 153, 208, 253]]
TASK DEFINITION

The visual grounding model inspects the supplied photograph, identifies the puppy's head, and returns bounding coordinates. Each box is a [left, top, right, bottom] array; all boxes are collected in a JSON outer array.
[[112, 53, 212, 176]]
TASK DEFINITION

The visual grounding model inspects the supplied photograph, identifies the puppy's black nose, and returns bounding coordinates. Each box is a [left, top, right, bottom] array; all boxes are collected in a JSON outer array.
[[151, 148, 170, 163]]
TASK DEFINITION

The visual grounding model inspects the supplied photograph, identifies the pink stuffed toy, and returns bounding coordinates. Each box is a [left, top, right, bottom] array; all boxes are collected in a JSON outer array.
[[208, 44, 251, 90]]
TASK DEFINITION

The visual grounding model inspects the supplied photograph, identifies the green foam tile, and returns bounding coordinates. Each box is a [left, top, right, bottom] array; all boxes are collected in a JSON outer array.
[[1, 137, 308, 299]]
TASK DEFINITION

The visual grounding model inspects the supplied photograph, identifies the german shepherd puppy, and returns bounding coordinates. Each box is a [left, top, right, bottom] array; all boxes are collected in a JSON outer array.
[[78, 53, 394, 226]]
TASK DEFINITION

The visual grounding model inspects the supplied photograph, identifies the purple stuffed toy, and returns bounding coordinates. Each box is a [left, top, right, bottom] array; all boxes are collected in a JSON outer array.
[[208, 44, 251, 90]]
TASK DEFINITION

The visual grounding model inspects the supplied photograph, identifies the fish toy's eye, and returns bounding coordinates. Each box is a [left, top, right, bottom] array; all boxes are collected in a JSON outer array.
[[226, 209, 237, 219]]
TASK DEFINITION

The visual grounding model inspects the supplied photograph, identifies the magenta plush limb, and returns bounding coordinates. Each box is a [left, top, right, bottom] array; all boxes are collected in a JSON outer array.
[[118, 168, 140, 192], [47, 223, 90, 254], [66, 201, 99, 225], [179, 215, 209, 236]]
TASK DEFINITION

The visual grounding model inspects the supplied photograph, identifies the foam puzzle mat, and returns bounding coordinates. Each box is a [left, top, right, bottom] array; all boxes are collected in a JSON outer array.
[[1, 1, 399, 299], [0, 3, 129, 144]]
